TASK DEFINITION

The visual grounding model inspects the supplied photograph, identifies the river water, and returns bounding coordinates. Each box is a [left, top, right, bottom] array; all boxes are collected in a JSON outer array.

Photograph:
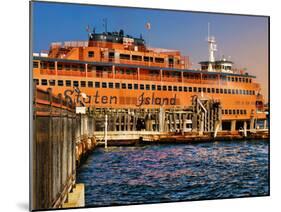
[[77, 140, 269, 207]]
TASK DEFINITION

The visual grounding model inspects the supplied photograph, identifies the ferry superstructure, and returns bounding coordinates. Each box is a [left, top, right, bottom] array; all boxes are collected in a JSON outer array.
[[32, 27, 267, 132]]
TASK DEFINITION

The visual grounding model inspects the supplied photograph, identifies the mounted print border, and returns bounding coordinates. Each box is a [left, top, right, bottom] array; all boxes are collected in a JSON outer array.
[[30, 1, 270, 211]]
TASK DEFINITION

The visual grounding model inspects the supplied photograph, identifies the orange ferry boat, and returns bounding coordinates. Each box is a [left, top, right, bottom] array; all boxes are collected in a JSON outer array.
[[32, 27, 267, 132]]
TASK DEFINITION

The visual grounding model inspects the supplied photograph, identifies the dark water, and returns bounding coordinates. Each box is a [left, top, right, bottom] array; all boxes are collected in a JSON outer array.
[[77, 140, 269, 206]]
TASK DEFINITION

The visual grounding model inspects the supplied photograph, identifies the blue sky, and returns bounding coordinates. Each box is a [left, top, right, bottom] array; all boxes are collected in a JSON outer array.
[[32, 1, 269, 100]]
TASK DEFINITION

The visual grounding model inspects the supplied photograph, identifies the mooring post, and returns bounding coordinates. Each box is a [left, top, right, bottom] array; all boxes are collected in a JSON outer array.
[[243, 121, 247, 137], [263, 119, 267, 129]]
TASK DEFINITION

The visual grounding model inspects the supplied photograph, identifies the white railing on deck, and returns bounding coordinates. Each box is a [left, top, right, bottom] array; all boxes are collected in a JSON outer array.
[[51, 41, 89, 48]]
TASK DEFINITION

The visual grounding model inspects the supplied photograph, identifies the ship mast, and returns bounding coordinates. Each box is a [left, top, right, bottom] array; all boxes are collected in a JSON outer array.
[[207, 23, 217, 72]]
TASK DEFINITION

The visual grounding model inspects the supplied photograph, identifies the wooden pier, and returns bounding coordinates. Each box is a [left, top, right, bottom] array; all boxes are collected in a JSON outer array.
[[32, 87, 87, 210]]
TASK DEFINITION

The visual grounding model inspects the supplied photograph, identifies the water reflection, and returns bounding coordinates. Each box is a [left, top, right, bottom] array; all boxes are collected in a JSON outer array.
[[77, 140, 269, 206]]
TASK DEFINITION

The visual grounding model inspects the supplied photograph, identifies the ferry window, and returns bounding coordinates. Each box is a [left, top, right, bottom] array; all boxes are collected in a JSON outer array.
[[57, 64, 63, 70], [225, 110, 228, 115], [95, 82, 100, 88], [87, 65, 95, 71], [120, 54, 130, 60], [222, 110, 224, 115], [163, 85, 167, 91], [220, 88, 223, 93], [109, 52, 114, 58], [88, 51, 94, 57], [231, 77, 234, 82], [79, 65, 85, 71], [189, 87, 192, 92], [72, 65, 78, 71], [240, 109, 243, 114], [233, 110, 236, 115], [253, 90, 255, 95], [49, 80, 55, 86], [102, 82, 107, 88], [228, 89, 231, 94], [128, 84, 132, 90], [122, 83, 126, 89], [179, 86, 182, 92], [237, 109, 240, 114], [132, 55, 142, 61], [216, 88, 219, 93], [126, 70, 131, 75], [224, 89, 227, 94], [66, 80, 71, 87], [168, 86, 172, 91], [249, 79, 252, 83], [144, 56, 153, 62], [58, 80, 63, 86], [41, 79, 47, 85], [173, 86, 178, 91], [115, 83, 120, 89], [198, 87, 202, 92], [229, 110, 232, 115], [244, 110, 247, 114], [243, 90, 246, 95], [212, 88, 215, 93], [157, 85, 161, 91], [73, 81, 79, 87], [146, 84, 150, 90], [88, 81, 93, 88], [193, 87, 197, 92], [165, 72, 170, 78], [109, 82, 114, 88], [140, 84, 144, 90], [134, 84, 138, 90], [183, 87, 187, 92], [49, 62, 55, 70], [245, 78, 249, 83], [235, 77, 238, 82], [242, 78, 245, 83], [207, 88, 210, 93], [33, 61, 39, 68], [41, 62, 47, 69], [155, 57, 164, 63], [65, 64, 70, 70], [202, 87, 205, 92], [81, 81, 86, 87], [152, 85, 156, 90], [235, 89, 239, 94], [239, 78, 242, 82], [232, 89, 235, 94], [33, 79, 39, 85], [239, 90, 242, 94]]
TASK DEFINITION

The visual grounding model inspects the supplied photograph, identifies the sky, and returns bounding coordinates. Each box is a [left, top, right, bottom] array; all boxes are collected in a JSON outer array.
[[32, 1, 269, 101]]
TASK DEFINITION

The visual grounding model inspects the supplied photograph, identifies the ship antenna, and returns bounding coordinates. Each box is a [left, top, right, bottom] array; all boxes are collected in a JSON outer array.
[[103, 18, 108, 33], [207, 22, 217, 72], [86, 24, 92, 39]]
